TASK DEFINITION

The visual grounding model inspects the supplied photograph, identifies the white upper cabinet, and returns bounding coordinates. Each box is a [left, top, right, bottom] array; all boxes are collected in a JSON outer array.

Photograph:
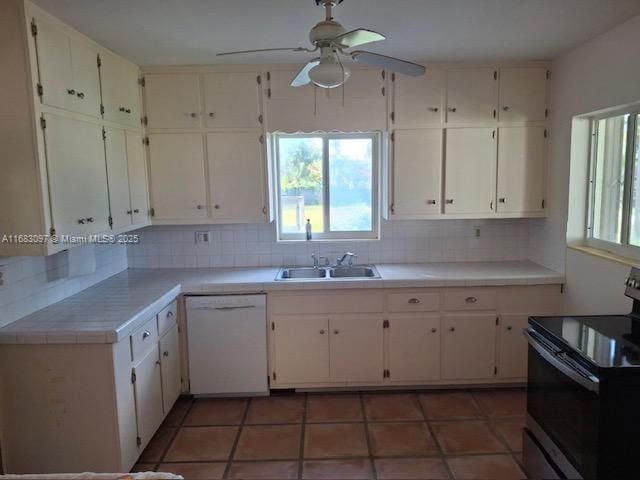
[[496, 126, 547, 214], [44, 114, 110, 236], [446, 68, 496, 124], [104, 127, 132, 229], [202, 72, 261, 128], [144, 74, 202, 129], [100, 52, 141, 127], [266, 69, 318, 132], [126, 130, 150, 226], [499, 67, 548, 122], [32, 15, 101, 117], [392, 68, 444, 127], [444, 128, 496, 215], [392, 128, 442, 217], [206, 132, 266, 223], [147, 133, 208, 221]]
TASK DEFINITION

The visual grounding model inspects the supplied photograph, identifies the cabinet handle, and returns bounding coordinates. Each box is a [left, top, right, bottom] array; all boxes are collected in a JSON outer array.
[[76, 92, 85, 99], [126, 210, 133, 215], [209, 112, 215, 118], [155, 360, 161, 366], [166, 311, 174, 318], [67, 88, 76, 95], [499, 198, 506, 203], [86, 217, 94, 223], [125, 108, 131, 114], [190, 112, 198, 118], [426, 200, 436, 205], [428, 107, 439, 112], [502, 106, 510, 111], [133, 209, 140, 213], [319, 329, 325, 334], [119, 107, 125, 112], [163, 350, 169, 357], [431, 327, 437, 333], [465, 296, 477, 303], [196, 204, 204, 210], [448, 107, 457, 112], [214, 204, 220, 210], [449, 326, 456, 332], [333, 330, 340, 335], [142, 330, 151, 339], [77, 218, 85, 224], [445, 199, 454, 204], [506, 326, 513, 331], [408, 298, 421, 304]]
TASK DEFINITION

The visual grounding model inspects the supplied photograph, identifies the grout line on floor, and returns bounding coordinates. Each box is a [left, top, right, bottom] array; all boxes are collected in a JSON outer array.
[[358, 391, 378, 480], [297, 393, 308, 480], [417, 388, 456, 480], [221, 396, 252, 479], [154, 396, 195, 470]]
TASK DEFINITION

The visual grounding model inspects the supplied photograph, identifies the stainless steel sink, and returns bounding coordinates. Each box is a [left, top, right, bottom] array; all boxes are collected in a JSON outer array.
[[277, 267, 328, 279], [276, 265, 380, 280], [329, 266, 380, 278]]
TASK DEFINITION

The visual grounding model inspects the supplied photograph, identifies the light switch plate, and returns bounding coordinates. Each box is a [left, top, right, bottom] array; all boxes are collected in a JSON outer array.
[[195, 231, 211, 244]]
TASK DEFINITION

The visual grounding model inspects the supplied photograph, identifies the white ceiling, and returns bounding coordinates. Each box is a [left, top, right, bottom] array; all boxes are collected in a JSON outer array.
[[31, 0, 640, 66]]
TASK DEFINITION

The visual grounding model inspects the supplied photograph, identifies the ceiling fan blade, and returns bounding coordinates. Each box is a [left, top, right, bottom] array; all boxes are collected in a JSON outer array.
[[351, 51, 425, 76], [332, 29, 385, 48], [290, 59, 320, 87], [217, 47, 308, 57]]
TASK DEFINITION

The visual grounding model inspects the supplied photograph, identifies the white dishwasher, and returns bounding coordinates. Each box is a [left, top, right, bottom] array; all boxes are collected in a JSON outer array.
[[186, 294, 268, 396]]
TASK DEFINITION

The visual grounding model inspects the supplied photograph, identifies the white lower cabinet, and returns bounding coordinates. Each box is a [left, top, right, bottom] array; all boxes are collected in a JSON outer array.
[[388, 315, 440, 382], [498, 314, 531, 379], [132, 343, 164, 448], [441, 314, 497, 380], [159, 324, 181, 413]]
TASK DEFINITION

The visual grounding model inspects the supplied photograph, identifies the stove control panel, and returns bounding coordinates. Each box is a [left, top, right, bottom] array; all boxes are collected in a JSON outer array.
[[625, 266, 640, 300]]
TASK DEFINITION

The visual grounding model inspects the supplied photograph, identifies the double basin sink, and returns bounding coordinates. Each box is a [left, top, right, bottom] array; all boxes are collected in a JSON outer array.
[[276, 265, 381, 280]]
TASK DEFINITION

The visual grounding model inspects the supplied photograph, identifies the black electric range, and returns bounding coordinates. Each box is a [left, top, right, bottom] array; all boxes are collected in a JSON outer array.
[[523, 267, 640, 480]]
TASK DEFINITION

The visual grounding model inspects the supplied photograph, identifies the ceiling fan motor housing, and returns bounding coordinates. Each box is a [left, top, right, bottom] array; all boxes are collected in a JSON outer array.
[[309, 20, 347, 46]]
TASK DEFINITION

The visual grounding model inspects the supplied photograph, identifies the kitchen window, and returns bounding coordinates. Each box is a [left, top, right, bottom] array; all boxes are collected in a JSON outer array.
[[272, 132, 381, 241], [587, 109, 640, 255]]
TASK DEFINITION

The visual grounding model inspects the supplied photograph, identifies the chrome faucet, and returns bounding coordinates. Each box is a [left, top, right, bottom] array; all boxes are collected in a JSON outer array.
[[336, 252, 357, 266], [311, 254, 329, 268]]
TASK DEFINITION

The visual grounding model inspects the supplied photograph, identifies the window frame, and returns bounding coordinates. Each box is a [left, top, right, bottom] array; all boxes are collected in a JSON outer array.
[[586, 107, 640, 258], [273, 131, 381, 242]]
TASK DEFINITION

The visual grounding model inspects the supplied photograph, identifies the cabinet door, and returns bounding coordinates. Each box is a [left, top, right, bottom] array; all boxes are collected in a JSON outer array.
[[132, 343, 164, 448], [392, 129, 442, 216], [496, 127, 546, 214], [104, 127, 132, 229], [147, 133, 208, 221], [69, 38, 101, 117], [203, 72, 261, 128], [100, 52, 140, 126], [393, 69, 444, 126], [441, 314, 497, 380], [388, 315, 440, 382], [266, 69, 316, 132], [126, 130, 150, 226], [44, 114, 110, 236], [498, 315, 529, 379], [33, 17, 74, 111], [159, 324, 181, 413], [444, 128, 496, 214], [499, 67, 547, 122], [206, 132, 266, 223], [329, 314, 384, 383], [144, 74, 201, 129], [446, 68, 496, 124], [272, 315, 329, 384]]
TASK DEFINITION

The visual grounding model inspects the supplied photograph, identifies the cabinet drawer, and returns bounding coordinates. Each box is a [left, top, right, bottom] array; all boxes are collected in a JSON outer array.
[[387, 292, 440, 312], [443, 289, 496, 311], [130, 316, 159, 361], [270, 293, 384, 315], [157, 300, 178, 337]]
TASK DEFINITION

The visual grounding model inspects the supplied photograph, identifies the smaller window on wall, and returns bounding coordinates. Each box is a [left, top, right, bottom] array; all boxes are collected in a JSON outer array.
[[587, 108, 640, 256], [272, 132, 381, 241]]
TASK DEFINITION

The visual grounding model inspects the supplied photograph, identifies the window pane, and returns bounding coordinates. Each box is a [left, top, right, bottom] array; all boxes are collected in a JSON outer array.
[[592, 114, 629, 243], [629, 115, 640, 246], [278, 137, 324, 234], [328, 138, 374, 232]]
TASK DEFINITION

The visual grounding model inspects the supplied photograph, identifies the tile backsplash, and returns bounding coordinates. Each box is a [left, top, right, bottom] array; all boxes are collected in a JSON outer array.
[[0, 244, 127, 328], [127, 219, 531, 269]]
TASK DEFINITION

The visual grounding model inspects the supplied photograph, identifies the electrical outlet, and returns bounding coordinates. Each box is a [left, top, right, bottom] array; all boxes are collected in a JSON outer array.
[[474, 226, 481, 238], [195, 231, 211, 244]]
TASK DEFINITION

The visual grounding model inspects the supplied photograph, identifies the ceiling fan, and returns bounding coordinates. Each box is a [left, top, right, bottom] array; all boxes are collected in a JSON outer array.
[[217, 0, 426, 89]]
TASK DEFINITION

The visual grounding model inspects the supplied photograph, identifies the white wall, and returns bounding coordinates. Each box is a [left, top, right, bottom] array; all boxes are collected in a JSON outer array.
[[530, 15, 640, 313], [0, 244, 127, 328]]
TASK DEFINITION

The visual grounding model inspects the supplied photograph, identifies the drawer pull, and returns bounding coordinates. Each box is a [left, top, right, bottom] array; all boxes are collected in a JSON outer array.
[[155, 360, 161, 366], [163, 350, 169, 357], [408, 298, 421, 304], [431, 328, 437, 333], [428, 106, 439, 112], [319, 329, 325, 335], [449, 326, 456, 332], [333, 330, 340, 335], [67, 88, 76, 95], [76, 91, 85, 99], [142, 330, 151, 339], [465, 296, 477, 303], [166, 310, 174, 318], [506, 326, 513, 331]]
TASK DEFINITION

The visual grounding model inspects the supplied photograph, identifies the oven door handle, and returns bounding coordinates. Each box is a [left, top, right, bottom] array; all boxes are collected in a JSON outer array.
[[524, 328, 600, 394]]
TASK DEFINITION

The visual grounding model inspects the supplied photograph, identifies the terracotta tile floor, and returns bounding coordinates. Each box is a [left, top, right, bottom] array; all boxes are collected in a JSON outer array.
[[132, 388, 528, 479]]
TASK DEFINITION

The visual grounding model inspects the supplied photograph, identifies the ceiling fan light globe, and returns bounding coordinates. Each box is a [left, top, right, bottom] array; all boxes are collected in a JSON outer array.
[[308, 62, 351, 88]]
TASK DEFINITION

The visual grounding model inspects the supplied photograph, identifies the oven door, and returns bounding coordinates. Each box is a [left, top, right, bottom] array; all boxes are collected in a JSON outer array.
[[525, 328, 600, 479]]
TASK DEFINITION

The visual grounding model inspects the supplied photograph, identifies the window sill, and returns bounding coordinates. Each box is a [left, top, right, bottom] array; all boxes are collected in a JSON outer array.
[[567, 244, 639, 267], [277, 237, 380, 243]]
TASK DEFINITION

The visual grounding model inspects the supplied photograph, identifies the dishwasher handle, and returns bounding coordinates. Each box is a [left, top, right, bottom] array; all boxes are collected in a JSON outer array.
[[191, 305, 257, 311]]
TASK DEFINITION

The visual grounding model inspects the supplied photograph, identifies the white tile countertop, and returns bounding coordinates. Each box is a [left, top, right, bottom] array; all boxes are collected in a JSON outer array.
[[0, 261, 563, 344]]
